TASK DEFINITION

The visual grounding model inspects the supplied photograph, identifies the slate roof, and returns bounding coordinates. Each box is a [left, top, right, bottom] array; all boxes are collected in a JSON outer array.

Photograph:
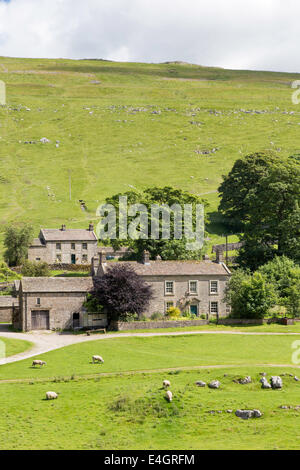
[[31, 238, 46, 247], [40, 229, 97, 242], [101, 260, 231, 276], [21, 277, 93, 293]]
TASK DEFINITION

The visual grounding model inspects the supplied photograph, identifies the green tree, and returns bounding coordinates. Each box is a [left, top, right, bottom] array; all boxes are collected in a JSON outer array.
[[218, 152, 300, 269], [4, 224, 34, 266], [100, 186, 208, 260], [0, 262, 21, 282], [258, 256, 300, 299], [225, 270, 276, 319]]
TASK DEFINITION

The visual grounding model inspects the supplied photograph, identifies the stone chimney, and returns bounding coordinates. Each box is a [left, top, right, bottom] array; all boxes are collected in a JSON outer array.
[[99, 251, 107, 265], [88, 223, 94, 232], [91, 255, 99, 277], [61, 224, 66, 231], [215, 249, 224, 264], [142, 250, 150, 265]]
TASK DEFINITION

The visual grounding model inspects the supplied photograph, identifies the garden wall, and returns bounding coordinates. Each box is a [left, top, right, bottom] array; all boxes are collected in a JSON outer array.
[[110, 319, 210, 331]]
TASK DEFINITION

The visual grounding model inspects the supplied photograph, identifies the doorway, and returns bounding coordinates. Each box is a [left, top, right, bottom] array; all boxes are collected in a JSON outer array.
[[71, 254, 76, 264]]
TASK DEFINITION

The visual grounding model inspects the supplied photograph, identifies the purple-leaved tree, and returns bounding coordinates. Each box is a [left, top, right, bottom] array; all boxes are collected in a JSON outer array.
[[92, 264, 153, 322]]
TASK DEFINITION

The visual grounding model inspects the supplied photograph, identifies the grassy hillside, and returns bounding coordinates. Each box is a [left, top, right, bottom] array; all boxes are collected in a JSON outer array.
[[1, 57, 300, 254]]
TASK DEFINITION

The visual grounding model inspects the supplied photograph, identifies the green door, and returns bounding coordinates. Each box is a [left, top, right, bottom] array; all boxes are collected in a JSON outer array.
[[190, 305, 198, 316], [71, 254, 76, 264]]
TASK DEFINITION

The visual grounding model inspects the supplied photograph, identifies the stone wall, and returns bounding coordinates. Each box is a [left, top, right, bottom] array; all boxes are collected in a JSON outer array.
[[0, 307, 13, 322], [110, 319, 209, 331]]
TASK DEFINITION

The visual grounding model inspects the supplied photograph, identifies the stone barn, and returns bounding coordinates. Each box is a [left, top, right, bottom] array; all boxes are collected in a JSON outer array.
[[0, 296, 19, 323], [14, 277, 106, 332]]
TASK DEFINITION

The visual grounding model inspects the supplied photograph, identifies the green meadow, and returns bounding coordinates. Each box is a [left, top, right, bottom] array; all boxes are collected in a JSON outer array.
[[1, 57, 300, 254], [0, 334, 300, 449], [0, 336, 32, 358]]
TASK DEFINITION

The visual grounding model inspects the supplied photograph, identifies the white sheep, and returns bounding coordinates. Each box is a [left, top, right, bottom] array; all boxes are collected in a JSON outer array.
[[32, 360, 47, 367], [92, 355, 104, 364], [46, 391, 58, 400], [165, 390, 173, 402], [163, 380, 171, 388]]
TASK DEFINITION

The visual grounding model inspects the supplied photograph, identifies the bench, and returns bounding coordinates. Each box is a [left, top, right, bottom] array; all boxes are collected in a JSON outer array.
[[86, 328, 106, 336]]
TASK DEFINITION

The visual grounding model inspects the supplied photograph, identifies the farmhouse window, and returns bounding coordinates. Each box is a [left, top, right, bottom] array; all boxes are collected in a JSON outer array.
[[36, 298, 41, 306], [36, 257, 41, 261], [56, 243, 61, 251], [165, 301, 174, 312], [56, 254, 62, 262], [210, 280, 219, 294], [71, 243, 75, 250], [210, 301, 219, 315], [165, 281, 174, 295], [82, 254, 88, 262], [189, 280, 198, 294], [82, 243, 88, 250]]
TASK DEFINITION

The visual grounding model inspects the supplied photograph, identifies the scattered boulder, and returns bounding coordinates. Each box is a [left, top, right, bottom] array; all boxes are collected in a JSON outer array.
[[208, 380, 220, 389], [196, 381, 206, 387], [238, 376, 252, 385], [294, 376, 299, 382], [260, 377, 272, 389], [235, 409, 262, 420], [270, 376, 283, 389], [40, 137, 50, 143]]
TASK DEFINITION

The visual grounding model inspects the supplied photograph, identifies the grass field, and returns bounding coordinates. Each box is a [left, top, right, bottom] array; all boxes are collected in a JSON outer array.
[[0, 336, 33, 358], [0, 334, 300, 449], [0, 333, 298, 380], [1, 57, 300, 255]]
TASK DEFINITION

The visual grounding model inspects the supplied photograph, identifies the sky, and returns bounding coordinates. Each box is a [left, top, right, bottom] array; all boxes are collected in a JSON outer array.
[[0, 0, 299, 72]]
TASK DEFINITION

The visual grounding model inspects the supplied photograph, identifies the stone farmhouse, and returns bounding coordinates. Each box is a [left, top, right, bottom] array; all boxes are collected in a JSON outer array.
[[27, 224, 98, 265], [93, 250, 231, 318], [10, 250, 231, 332]]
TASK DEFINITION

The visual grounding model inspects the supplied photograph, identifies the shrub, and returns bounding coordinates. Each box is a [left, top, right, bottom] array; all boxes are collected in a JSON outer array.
[[150, 312, 164, 321], [21, 260, 50, 277], [166, 306, 181, 319]]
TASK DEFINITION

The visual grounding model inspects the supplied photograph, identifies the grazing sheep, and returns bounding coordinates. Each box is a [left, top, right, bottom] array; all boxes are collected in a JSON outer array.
[[32, 360, 47, 367], [163, 380, 171, 388], [46, 391, 58, 400], [92, 355, 104, 364], [165, 390, 173, 402]]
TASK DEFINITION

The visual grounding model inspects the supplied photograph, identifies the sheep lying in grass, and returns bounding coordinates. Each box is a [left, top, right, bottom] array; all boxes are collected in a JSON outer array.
[[32, 360, 47, 367], [165, 391, 173, 402], [46, 391, 58, 400], [163, 380, 171, 388], [92, 355, 104, 364]]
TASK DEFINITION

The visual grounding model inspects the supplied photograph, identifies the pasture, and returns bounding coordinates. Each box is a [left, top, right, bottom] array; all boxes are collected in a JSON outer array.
[[0, 336, 33, 358], [0, 333, 300, 449]]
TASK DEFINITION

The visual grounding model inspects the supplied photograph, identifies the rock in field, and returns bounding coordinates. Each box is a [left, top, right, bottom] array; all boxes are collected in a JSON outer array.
[[238, 376, 252, 385], [196, 381, 206, 387], [270, 376, 283, 389], [260, 377, 272, 389], [208, 380, 220, 389], [235, 409, 262, 420]]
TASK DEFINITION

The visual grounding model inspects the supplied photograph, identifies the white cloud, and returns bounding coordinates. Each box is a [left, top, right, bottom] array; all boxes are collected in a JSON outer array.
[[0, 0, 299, 72]]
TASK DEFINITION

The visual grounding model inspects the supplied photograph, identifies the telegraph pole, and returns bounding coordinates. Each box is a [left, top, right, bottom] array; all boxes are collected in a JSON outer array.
[[68, 170, 72, 201]]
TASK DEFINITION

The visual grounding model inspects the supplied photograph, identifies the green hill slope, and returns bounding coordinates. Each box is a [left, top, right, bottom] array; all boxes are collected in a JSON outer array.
[[1, 57, 300, 254]]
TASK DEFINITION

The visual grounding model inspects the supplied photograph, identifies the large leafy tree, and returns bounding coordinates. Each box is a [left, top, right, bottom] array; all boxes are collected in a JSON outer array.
[[98, 186, 208, 260], [225, 271, 277, 319], [92, 264, 153, 322], [218, 152, 300, 269], [4, 224, 34, 266]]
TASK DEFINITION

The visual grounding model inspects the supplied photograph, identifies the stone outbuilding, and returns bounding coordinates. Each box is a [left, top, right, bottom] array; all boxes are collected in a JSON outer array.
[[14, 277, 106, 332], [0, 296, 19, 323], [28, 224, 98, 265]]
